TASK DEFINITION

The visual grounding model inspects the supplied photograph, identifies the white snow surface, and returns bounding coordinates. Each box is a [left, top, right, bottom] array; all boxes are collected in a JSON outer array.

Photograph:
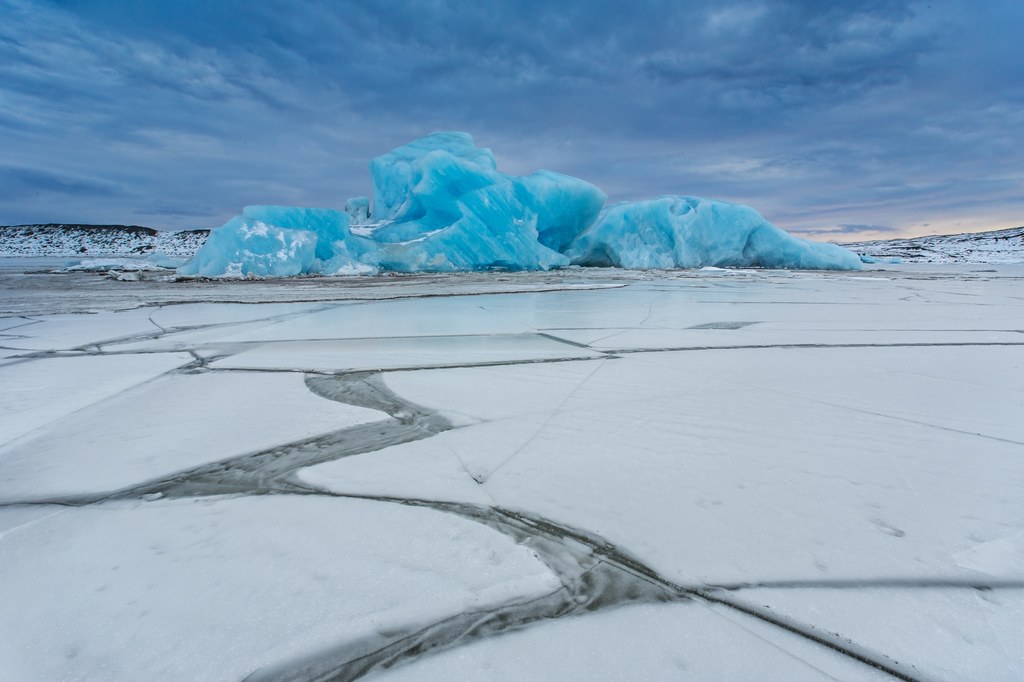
[[0, 496, 559, 681], [844, 225, 1024, 263], [367, 601, 892, 681], [0, 224, 207, 258], [1, 262, 1021, 680]]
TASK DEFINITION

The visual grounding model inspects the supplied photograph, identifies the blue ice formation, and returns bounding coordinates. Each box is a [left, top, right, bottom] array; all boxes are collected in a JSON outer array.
[[179, 132, 860, 277], [177, 206, 378, 277], [363, 132, 603, 272], [565, 196, 863, 270]]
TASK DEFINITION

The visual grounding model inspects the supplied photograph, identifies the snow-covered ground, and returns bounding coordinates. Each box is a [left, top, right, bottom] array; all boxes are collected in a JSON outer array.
[[1, 262, 1021, 681], [844, 226, 1024, 264], [0, 224, 207, 258]]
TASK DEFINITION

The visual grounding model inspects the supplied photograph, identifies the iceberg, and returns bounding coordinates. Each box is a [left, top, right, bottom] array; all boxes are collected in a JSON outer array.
[[565, 196, 863, 270], [177, 206, 378, 278], [179, 132, 860, 277], [364, 131, 604, 271]]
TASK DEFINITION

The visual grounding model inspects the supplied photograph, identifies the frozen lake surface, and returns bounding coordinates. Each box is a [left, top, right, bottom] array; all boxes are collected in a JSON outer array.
[[1, 261, 1022, 680]]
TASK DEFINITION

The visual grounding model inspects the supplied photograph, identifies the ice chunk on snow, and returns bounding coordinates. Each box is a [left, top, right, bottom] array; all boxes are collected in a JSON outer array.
[[177, 206, 379, 278], [240, 206, 350, 263], [566, 196, 862, 270], [176, 215, 318, 278]]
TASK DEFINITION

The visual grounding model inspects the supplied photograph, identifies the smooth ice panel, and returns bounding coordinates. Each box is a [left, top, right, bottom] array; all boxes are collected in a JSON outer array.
[[209, 333, 603, 373]]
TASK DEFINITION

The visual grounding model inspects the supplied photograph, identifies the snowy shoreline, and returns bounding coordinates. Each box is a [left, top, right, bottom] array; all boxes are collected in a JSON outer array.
[[843, 225, 1023, 264], [2, 223, 1021, 266]]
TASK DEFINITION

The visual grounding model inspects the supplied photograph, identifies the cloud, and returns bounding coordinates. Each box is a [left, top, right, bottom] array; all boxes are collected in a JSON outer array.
[[132, 203, 217, 219], [838, 224, 899, 233], [0, 166, 122, 199], [0, 0, 1021, 235]]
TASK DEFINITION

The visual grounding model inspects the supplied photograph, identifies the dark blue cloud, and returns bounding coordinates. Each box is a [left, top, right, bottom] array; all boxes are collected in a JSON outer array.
[[0, 166, 121, 199], [0, 0, 1020, 238]]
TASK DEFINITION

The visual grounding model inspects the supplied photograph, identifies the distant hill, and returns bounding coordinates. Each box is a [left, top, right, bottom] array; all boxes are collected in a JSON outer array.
[[0, 224, 208, 258], [842, 226, 1023, 264]]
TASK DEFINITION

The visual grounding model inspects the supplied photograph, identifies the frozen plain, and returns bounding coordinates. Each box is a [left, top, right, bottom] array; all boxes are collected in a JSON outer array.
[[0, 261, 1021, 681]]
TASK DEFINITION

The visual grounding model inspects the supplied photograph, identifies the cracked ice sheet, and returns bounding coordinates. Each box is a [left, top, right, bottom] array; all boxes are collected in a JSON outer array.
[[202, 295, 552, 342], [155, 289, 641, 347], [147, 301, 331, 329], [209, 334, 604, 373], [302, 347, 1024, 675], [367, 601, 890, 682], [0, 371, 382, 501], [101, 302, 356, 354], [310, 350, 1024, 583], [0, 348, 27, 366], [103, 292, 630, 354], [0, 352, 193, 447], [727, 587, 1024, 681], [0, 316, 41, 333], [0, 495, 560, 682], [550, 327, 1024, 351], [546, 275, 1024, 337], [0, 308, 163, 351], [169, 279, 946, 348]]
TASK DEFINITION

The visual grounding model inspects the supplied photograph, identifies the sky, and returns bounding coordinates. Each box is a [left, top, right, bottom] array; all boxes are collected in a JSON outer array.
[[1, 0, 1021, 241]]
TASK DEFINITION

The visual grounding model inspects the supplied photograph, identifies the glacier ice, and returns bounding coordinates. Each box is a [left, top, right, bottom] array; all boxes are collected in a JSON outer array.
[[363, 131, 604, 271], [177, 206, 378, 278], [177, 214, 318, 278], [179, 132, 860, 277], [565, 196, 864, 270]]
